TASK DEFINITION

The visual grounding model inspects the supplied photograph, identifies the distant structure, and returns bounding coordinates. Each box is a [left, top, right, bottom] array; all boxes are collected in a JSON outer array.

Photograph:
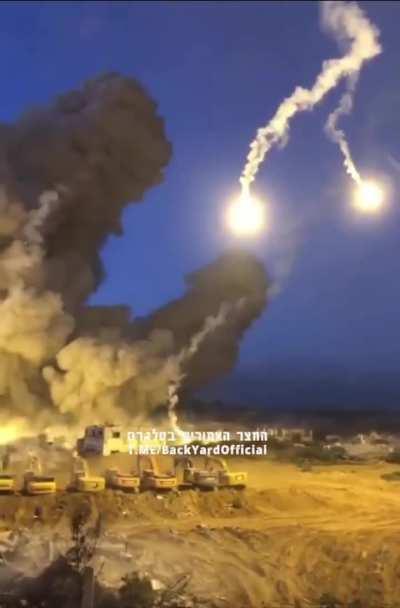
[[77, 425, 128, 456], [325, 434, 342, 444], [267, 427, 313, 443], [77, 424, 164, 456]]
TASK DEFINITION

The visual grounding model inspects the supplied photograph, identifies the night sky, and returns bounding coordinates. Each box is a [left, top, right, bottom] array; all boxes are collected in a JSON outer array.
[[1, 1, 399, 408]]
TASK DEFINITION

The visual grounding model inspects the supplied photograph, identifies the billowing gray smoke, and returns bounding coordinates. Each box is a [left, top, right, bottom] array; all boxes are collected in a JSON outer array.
[[135, 251, 268, 391], [1, 72, 171, 310], [0, 73, 269, 436]]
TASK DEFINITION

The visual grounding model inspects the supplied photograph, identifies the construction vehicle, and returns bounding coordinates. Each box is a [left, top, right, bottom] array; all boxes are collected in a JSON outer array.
[[138, 455, 177, 491], [205, 457, 247, 489], [69, 453, 105, 493], [0, 475, 15, 494], [0, 448, 15, 493], [174, 457, 218, 490], [105, 468, 140, 493], [23, 454, 56, 495]]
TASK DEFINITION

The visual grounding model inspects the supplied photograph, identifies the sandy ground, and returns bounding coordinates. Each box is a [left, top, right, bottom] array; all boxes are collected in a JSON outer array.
[[1, 455, 400, 606]]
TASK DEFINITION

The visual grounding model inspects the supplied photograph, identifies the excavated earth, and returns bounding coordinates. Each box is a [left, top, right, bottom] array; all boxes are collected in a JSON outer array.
[[1, 454, 400, 607]]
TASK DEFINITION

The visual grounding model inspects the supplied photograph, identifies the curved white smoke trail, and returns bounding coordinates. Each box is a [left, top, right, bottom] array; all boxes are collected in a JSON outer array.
[[168, 301, 243, 437], [324, 74, 362, 185], [240, 1, 381, 195]]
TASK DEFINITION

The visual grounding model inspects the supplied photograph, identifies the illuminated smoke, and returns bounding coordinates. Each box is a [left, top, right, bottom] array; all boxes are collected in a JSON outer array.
[[0, 73, 173, 434], [0, 73, 269, 439], [43, 329, 180, 426], [240, 0, 381, 195]]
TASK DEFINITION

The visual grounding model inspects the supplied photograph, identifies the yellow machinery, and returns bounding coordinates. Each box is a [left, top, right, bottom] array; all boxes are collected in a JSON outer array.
[[138, 455, 177, 491], [105, 468, 140, 493], [0, 475, 15, 494], [205, 457, 247, 489], [174, 457, 218, 490], [23, 455, 56, 495], [69, 453, 105, 493], [73, 475, 105, 493], [0, 449, 14, 493]]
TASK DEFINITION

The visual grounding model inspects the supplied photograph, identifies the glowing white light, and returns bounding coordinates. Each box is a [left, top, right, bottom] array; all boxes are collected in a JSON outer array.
[[226, 194, 266, 236], [354, 180, 384, 214]]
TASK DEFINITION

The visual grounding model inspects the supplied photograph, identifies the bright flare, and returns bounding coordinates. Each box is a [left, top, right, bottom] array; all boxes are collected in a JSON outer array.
[[354, 180, 384, 214], [227, 194, 266, 236]]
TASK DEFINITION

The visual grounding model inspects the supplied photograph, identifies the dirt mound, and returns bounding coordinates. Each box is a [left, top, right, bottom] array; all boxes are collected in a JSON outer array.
[[0, 488, 256, 530], [1, 460, 400, 606]]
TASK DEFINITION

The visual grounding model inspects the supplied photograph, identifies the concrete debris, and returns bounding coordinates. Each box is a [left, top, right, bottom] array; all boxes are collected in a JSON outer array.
[[150, 577, 164, 590]]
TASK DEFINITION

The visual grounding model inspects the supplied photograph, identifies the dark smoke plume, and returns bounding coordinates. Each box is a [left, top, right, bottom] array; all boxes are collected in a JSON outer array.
[[2, 72, 171, 310], [134, 250, 269, 390], [0, 73, 269, 434]]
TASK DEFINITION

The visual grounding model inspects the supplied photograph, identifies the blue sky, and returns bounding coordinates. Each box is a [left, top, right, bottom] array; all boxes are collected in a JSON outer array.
[[1, 1, 399, 407]]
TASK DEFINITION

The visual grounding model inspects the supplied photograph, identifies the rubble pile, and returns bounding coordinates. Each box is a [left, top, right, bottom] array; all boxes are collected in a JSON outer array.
[[0, 491, 252, 608]]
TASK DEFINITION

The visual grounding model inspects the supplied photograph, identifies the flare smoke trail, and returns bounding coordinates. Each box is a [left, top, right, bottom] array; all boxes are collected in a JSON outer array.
[[23, 190, 62, 246], [167, 300, 244, 435], [0, 74, 269, 438], [240, 0, 381, 195], [324, 74, 362, 185]]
